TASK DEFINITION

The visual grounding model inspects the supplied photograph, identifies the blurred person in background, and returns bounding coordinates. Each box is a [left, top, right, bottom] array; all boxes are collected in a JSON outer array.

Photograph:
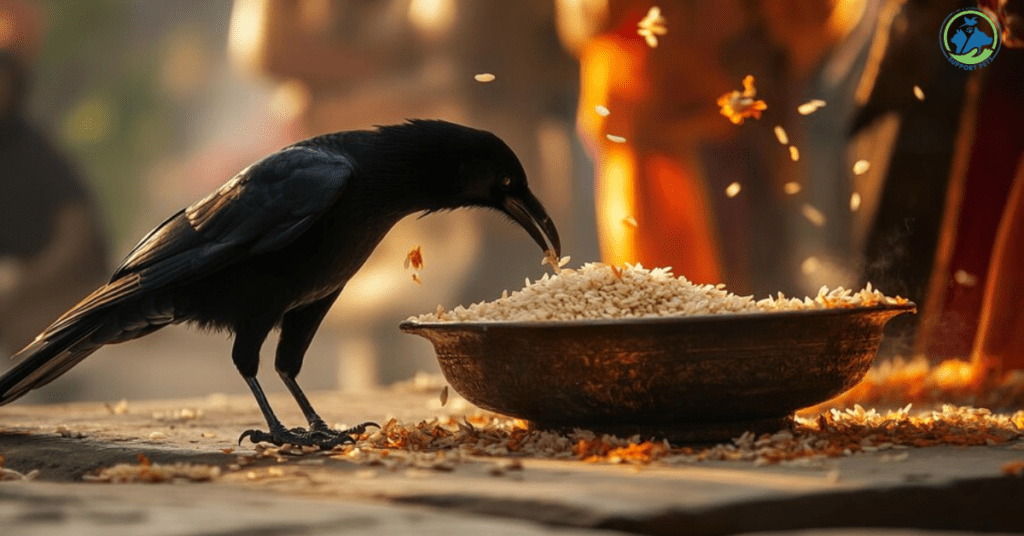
[[563, 0, 1024, 377], [559, 0, 874, 298], [0, 1, 108, 368], [849, 0, 1024, 377]]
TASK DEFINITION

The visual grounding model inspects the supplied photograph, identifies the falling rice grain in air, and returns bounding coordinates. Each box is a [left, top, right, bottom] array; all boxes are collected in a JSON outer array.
[[853, 159, 871, 175], [404, 246, 424, 271], [789, 145, 800, 162], [802, 203, 826, 227], [637, 6, 667, 48], [622, 215, 639, 228], [474, 73, 496, 83], [606, 134, 627, 143], [773, 125, 789, 145], [783, 182, 801, 195], [439, 386, 449, 407], [850, 192, 862, 212], [412, 273, 423, 285], [913, 85, 925, 101], [595, 105, 610, 117], [717, 75, 767, 124], [797, 99, 827, 115], [726, 182, 742, 197], [954, 269, 978, 287]]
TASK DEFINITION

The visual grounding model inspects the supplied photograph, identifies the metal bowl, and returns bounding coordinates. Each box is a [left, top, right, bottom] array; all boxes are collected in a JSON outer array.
[[400, 304, 915, 442]]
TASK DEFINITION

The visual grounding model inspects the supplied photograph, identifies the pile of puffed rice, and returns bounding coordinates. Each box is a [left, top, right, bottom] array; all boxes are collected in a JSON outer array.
[[413, 263, 908, 323]]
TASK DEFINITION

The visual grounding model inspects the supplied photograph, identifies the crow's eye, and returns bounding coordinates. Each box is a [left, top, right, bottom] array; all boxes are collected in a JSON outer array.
[[500, 176, 514, 190]]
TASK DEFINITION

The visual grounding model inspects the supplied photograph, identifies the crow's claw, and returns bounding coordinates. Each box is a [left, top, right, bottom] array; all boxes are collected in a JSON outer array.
[[237, 425, 364, 449], [337, 421, 380, 436]]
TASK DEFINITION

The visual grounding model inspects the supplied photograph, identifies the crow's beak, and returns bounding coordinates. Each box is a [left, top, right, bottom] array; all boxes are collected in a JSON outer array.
[[503, 192, 561, 258]]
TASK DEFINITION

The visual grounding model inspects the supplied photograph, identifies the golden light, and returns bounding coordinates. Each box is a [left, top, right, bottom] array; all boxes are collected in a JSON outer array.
[[269, 79, 311, 121], [227, 0, 269, 74], [408, 0, 457, 40], [596, 146, 638, 266]]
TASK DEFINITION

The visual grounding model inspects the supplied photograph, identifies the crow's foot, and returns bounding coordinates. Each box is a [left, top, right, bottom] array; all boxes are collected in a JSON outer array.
[[238, 421, 379, 449]]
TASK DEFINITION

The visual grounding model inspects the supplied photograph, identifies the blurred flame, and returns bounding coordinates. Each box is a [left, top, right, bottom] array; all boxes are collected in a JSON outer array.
[[596, 146, 638, 265], [576, 37, 647, 151]]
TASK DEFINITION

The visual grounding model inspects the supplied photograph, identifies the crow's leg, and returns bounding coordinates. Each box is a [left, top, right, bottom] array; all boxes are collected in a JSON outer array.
[[231, 320, 291, 445], [272, 291, 377, 446], [234, 315, 364, 448]]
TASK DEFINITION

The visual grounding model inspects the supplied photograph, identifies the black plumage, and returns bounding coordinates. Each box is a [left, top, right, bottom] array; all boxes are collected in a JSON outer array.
[[0, 120, 560, 447]]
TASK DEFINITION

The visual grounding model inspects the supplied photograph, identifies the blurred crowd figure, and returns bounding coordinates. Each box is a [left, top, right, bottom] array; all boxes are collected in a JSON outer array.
[[560, 0, 1023, 375], [0, 3, 108, 358], [558, 0, 874, 298]]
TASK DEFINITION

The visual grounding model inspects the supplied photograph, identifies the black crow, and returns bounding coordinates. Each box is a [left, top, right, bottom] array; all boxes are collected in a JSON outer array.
[[0, 120, 561, 448]]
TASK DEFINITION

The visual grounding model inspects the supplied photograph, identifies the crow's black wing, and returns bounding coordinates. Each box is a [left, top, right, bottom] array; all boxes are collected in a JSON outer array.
[[0, 146, 352, 403], [50, 146, 353, 332]]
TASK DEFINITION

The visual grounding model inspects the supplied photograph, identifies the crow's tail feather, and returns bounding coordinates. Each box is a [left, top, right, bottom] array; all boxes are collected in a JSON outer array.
[[0, 272, 180, 405], [0, 317, 106, 406]]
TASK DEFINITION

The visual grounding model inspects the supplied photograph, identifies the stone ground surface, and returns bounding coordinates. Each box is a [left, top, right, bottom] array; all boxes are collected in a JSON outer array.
[[2, 389, 1023, 536]]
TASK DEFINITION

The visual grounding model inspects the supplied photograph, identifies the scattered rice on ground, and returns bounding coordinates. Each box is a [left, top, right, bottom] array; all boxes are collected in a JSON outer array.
[[83, 454, 221, 483], [0, 455, 39, 482], [308, 405, 1024, 469]]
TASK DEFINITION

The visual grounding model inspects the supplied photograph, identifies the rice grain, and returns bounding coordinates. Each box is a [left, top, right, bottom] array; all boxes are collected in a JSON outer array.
[[801, 204, 826, 226], [797, 99, 827, 115], [773, 125, 789, 145]]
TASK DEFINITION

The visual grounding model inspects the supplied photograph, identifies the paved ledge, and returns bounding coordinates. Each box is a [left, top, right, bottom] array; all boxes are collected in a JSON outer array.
[[2, 390, 1023, 535]]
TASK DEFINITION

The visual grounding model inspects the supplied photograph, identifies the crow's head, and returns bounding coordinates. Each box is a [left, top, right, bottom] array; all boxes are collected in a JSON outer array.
[[378, 120, 561, 258]]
